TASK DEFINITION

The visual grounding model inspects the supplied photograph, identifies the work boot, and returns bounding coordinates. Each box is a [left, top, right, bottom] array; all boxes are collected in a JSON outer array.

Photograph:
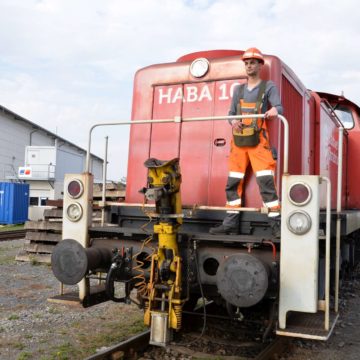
[[209, 224, 238, 235]]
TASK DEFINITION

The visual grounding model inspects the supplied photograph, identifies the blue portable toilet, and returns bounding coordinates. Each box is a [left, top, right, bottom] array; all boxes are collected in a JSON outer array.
[[0, 182, 29, 224]]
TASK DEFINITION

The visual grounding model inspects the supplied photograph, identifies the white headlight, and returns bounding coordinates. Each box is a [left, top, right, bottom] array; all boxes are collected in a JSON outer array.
[[66, 203, 83, 222], [190, 58, 210, 78], [287, 211, 311, 235]]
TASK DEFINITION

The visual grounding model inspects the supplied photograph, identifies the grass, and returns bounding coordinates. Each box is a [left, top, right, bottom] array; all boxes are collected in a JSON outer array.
[[0, 224, 24, 231], [9, 306, 146, 360], [0, 239, 23, 265], [5, 300, 146, 360], [29, 256, 41, 266], [8, 314, 20, 320], [48, 307, 60, 314], [14, 342, 25, 350], [0, 255, 16, 265], [17, 352, 32, 360], [56, 310, 145, 359], [47, 342, 80, 360], [77, 317, 146, 356]]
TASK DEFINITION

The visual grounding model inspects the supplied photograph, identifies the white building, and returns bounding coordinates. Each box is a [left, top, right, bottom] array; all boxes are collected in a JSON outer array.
[[0, 104, 103, 219]]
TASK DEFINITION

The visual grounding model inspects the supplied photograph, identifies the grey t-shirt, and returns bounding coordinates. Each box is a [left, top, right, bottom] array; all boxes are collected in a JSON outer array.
[[228, 80, 283, 118]]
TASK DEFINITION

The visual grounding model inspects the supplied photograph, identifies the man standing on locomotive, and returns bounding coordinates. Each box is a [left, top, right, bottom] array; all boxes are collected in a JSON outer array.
[[210, 47, 283, 235]]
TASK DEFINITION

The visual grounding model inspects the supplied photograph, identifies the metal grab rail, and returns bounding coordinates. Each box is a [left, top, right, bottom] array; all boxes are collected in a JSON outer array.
[[85, 114, 289, 175], [335, 127, 344, 313], [321, 176, 331, 331]]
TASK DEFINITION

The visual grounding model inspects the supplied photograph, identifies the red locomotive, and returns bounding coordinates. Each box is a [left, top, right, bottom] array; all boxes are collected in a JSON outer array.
[[51, 49, 360, 345]]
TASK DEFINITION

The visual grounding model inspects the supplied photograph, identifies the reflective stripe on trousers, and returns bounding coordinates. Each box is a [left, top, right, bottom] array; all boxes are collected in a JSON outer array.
[[227, 132, 278, 206], [225, 171, 244, 208]]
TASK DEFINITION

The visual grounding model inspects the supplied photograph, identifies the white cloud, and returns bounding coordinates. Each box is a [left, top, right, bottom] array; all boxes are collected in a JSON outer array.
[[0, 0, 359, 179]]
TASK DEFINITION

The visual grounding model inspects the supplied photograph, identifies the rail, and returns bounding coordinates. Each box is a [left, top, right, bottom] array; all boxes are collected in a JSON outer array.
[[84, 328, 290, 360], [84, 330, 150, 360], [0, 229, 26, 241], [85, 114, 289, 175]]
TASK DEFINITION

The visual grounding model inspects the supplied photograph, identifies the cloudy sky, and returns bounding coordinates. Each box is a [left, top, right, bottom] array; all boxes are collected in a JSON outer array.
[[0, 0, 358, 180]]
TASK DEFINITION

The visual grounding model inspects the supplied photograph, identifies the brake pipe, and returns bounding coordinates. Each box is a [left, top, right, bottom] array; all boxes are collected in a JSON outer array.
[[262, 240, 277, 260]]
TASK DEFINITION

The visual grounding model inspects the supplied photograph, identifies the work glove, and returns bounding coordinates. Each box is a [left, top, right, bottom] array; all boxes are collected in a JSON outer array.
[[231, 120, 243, 133]]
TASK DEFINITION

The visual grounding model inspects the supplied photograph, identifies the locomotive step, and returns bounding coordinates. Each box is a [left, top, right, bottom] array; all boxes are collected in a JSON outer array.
[[276, 311, 339, 341]]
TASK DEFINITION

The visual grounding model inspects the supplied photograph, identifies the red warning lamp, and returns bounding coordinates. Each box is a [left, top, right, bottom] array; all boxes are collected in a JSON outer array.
[[288, 182, 311, 206], [67, 179, 84, 199]]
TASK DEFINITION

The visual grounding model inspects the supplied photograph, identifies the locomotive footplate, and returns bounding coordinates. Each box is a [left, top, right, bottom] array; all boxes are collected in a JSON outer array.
[[320, 209, 360, 236], [89, 226, 280, 244], [276, 311, 339, 340], [89, 226, 151, 238], [190, 232, 280, 243], [108, 204, 277, 237]]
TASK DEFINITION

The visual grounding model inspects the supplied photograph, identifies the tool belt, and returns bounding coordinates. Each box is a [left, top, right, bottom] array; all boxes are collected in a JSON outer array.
[[233, 121, 260, 147]]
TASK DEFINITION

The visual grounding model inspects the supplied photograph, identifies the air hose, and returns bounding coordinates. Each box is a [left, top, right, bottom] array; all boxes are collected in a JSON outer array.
[[105, 263, 126, 303]]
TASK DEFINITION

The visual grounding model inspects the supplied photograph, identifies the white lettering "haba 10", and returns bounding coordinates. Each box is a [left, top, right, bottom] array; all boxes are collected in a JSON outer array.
[[158, 83, 241, 104]]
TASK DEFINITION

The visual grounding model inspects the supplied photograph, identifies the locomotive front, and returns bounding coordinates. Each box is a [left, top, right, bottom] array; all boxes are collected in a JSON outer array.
[[51, 49, 341, 345]]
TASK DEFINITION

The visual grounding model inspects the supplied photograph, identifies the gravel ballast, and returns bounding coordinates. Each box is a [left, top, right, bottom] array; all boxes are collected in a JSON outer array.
[[0, 239, 144, 360], [2, 238, 360, 360]]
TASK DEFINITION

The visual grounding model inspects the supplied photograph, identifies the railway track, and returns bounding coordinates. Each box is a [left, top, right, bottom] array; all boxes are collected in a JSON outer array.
[[84, 330, 290, 360], [0, 229, 26, 241], [84, 303, 292, 359], [84, 330, 150, 360]]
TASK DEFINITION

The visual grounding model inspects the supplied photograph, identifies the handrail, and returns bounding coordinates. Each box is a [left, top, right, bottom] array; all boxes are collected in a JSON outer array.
[[85, 114, 289, 174], [321, 176, 331, 331], [322, 98, 351, 131], [335, 126, 344, 312]]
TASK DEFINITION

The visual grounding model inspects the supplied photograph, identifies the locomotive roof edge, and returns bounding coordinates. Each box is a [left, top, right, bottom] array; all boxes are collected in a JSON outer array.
[[315, 91, 360, 118]]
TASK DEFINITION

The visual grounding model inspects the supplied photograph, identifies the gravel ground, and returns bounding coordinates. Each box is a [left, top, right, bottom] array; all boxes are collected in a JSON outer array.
[[1, 238, 360, 360], [285, 275, 360, 360], [0, 239, 145, 360]]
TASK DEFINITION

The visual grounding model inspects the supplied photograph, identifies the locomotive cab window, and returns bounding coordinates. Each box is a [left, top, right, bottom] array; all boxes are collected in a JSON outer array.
[[334, 105, 354, 129]]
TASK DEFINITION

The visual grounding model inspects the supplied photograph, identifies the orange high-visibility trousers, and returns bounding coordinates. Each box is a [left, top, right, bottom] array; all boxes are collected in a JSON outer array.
[[225, 131, 279, 216]]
